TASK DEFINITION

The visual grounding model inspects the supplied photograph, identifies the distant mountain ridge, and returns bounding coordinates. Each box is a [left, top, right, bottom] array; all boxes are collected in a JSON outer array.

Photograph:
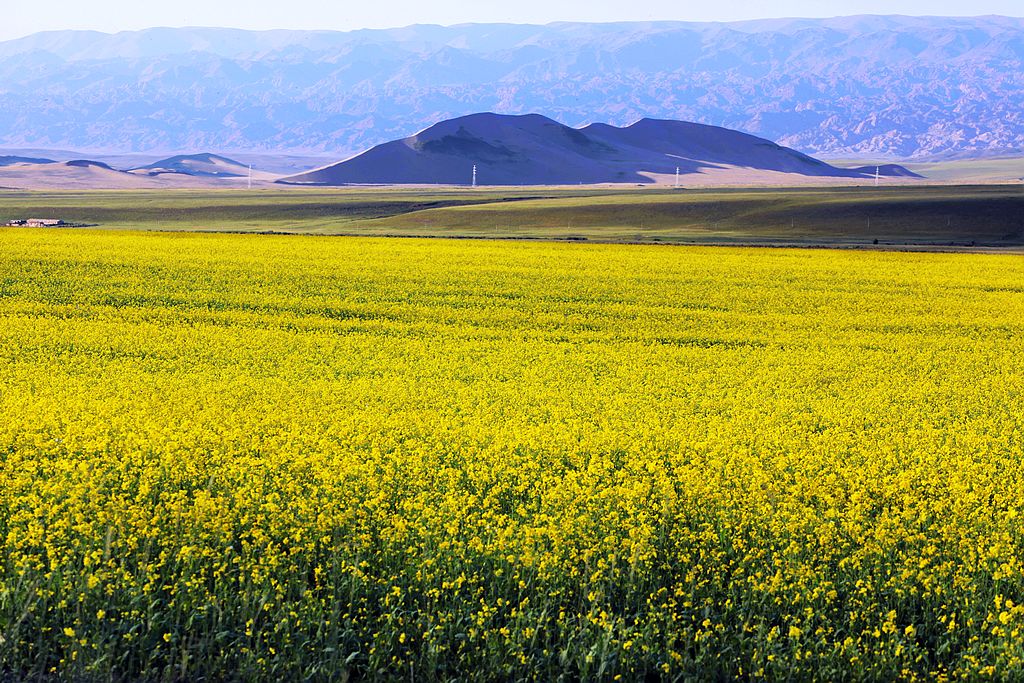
[[0, 155, 55, 166], [0, 18, 1021, 159], [284, 113, 918, 185]]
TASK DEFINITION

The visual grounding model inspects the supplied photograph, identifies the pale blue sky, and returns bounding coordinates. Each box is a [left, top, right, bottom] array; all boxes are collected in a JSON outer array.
[[4, 0, 1023, 41]]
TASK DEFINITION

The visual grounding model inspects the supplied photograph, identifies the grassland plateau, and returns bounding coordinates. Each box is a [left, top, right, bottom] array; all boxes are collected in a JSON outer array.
[[1, 184, 1022, 249]]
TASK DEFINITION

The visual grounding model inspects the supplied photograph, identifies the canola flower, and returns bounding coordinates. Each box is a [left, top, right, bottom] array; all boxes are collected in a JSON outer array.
[[1, 228, 1023, 680]]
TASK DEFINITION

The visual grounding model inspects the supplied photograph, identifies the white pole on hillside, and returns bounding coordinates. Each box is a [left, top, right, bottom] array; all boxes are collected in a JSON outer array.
[[875, 165, 880, 187], [675, 166, 680, 189], [472, 164, 477, 188], [248, 164, 253, 190]]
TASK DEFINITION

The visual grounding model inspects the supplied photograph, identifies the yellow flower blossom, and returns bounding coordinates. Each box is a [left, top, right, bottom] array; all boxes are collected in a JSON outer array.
[[1, 229, 1023, 680]]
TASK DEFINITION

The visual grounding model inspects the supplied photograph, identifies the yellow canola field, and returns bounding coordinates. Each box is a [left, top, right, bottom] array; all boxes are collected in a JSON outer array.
[[1, 229, 1024, 681]]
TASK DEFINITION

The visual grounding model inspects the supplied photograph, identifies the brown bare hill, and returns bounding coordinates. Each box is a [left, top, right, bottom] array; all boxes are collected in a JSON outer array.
[[130, 153, 251, 178], [0, 158, 277, 189], [0, 160, 155, 189]]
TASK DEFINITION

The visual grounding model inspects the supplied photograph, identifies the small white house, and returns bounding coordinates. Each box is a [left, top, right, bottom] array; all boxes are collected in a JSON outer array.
[[6, 218, 68, 227]]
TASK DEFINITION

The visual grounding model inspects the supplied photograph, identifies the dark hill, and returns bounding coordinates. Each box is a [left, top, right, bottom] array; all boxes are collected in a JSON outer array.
[[66, 159, 115, 169], [282, 113, 919, 186], [0, 155, 55, 166], [848, 163, 924, 178]]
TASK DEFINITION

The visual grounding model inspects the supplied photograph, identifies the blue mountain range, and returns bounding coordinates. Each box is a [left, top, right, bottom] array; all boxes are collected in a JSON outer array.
[[0, 17, 1021, 159]]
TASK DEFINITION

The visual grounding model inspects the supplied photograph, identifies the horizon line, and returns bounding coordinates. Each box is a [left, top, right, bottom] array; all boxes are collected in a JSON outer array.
[[2, 13, 1022, 42]]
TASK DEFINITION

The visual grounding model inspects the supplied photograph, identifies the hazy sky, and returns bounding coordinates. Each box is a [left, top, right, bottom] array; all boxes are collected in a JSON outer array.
[[4, 0, 1023, 41]]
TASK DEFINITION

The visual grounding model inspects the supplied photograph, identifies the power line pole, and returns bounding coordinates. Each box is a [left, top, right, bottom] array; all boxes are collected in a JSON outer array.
[[472, 165, 477, 188], [675, 166, 680, 189], [248, 164, 253, 190], [874, 165, 880, 188]]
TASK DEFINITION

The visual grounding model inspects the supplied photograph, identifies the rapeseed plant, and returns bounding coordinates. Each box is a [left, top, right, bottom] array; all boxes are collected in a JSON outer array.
[[0, 229, 1023, 680]]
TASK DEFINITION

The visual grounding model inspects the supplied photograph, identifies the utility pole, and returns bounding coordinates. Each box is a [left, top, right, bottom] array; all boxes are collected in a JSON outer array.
[[472, 165, 477, 188], [675, 166, 680, 189], [874, 165, 880, 188], [248, 164, 253, 190]]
